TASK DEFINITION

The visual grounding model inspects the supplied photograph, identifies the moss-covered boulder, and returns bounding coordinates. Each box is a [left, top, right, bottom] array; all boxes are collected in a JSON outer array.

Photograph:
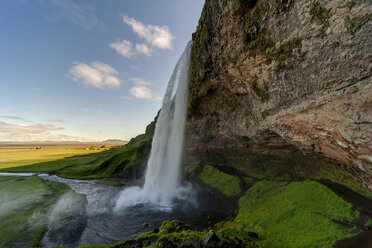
[[217, 180, 361, 248], [196, 165, 242, 198]]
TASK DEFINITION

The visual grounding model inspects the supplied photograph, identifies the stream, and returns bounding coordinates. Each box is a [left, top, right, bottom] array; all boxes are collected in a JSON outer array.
[[0, 173, 229, 248]]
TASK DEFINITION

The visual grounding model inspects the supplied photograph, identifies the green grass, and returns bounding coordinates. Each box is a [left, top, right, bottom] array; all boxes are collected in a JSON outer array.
[[0, 176, 70, 248], [218, 180, 360, 248], [197, 165, 242, 198], [0, 144, 115, 169], [0, 133, 153, 181], [0, 147, 124, 173]]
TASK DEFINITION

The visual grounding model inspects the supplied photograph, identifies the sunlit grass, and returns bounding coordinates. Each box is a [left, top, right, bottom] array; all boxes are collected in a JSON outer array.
[[0, 144, 114, 169]]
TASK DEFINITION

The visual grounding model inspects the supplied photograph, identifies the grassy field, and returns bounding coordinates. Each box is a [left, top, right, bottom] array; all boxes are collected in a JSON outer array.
[[0, 144, 123, 170], [0, 136, 150, 180]]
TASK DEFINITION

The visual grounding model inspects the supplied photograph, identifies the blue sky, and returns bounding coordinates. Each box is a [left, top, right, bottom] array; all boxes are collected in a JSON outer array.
[[0, 0, 204, 142]]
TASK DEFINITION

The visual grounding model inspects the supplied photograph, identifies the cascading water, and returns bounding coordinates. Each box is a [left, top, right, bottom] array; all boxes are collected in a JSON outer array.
[[142, 41, 192, 204], [114, 41, 193, 210]]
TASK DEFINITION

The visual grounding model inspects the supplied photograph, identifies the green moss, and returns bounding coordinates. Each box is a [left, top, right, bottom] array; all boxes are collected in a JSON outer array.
[[193, 148, 372, 199], [311, 3, 329, 22], [104, 221, 205, 248], [218, 180, 360, 248], [0, 176, 70, 247], [243, 19, 259, 45], [365, 219, 372, 227], [158, 220, 191, 234], [32, 226, 47, 248], [310, 3, 330, 35], [265, 46, 275, 55], [197, 165, 242, 197], [346, 14, 372, 34]]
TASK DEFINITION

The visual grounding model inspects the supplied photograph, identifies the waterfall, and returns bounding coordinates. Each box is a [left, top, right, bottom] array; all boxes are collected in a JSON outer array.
[[114, 41, 193, 210], [142, 41, 192, 204]]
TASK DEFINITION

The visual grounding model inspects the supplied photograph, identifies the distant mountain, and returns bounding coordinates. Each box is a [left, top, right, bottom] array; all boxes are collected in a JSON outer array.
[[102, 139, 127, 143]]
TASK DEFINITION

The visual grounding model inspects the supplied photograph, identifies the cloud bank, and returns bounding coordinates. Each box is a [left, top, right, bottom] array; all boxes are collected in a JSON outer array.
[[0, 121, 87, 142], [0, 116, 32, 123]]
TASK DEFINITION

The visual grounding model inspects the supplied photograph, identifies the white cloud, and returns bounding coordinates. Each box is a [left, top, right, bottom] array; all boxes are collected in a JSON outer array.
[[128, 78, 161, 100], [130, 85, 153, 99], [135, 43, 151, 56], [0, 121, 88, 142], [0, 115, 32, 123], [82, 108, 106, 114], [70, 61, 121, 89], [122, 16, 174, 50], [109, 40, 135, 58], [111, 16, 174, 58]]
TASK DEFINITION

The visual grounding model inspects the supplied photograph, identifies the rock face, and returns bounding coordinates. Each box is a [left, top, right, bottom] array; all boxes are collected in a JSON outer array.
[[188, 0, 372, 189]]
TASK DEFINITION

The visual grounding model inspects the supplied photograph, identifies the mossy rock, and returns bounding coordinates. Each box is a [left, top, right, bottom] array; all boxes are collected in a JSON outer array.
[[159, 220, 192, 234], [197, 165, 242, 198], [218, 180, 360, 248], [346, 14, 372, 34]]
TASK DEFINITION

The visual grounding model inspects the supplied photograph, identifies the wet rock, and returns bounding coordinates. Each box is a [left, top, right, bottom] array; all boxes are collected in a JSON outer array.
[[157, 237, 177, 248], [203, 231, 220, 246]]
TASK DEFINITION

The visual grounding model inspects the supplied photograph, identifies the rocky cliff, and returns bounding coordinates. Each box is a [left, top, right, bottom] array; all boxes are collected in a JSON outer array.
[[187, 0, 372, 190]]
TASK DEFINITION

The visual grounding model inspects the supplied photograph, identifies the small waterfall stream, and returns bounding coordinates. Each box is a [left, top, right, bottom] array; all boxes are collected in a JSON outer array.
[[115, 41, 194, 210]]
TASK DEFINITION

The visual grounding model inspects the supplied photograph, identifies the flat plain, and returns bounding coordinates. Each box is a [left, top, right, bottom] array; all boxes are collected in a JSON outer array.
[[0, 143, 125, 170]]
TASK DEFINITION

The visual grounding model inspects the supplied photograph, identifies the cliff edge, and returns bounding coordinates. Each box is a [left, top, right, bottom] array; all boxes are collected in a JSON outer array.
[[188, 0, 372, 190]]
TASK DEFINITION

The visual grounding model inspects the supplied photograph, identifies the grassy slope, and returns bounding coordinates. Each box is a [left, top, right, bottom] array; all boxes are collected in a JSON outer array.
[[217, 180, 360, 248], [0, 176, 70, 248], [0, 135, 152, 180]]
